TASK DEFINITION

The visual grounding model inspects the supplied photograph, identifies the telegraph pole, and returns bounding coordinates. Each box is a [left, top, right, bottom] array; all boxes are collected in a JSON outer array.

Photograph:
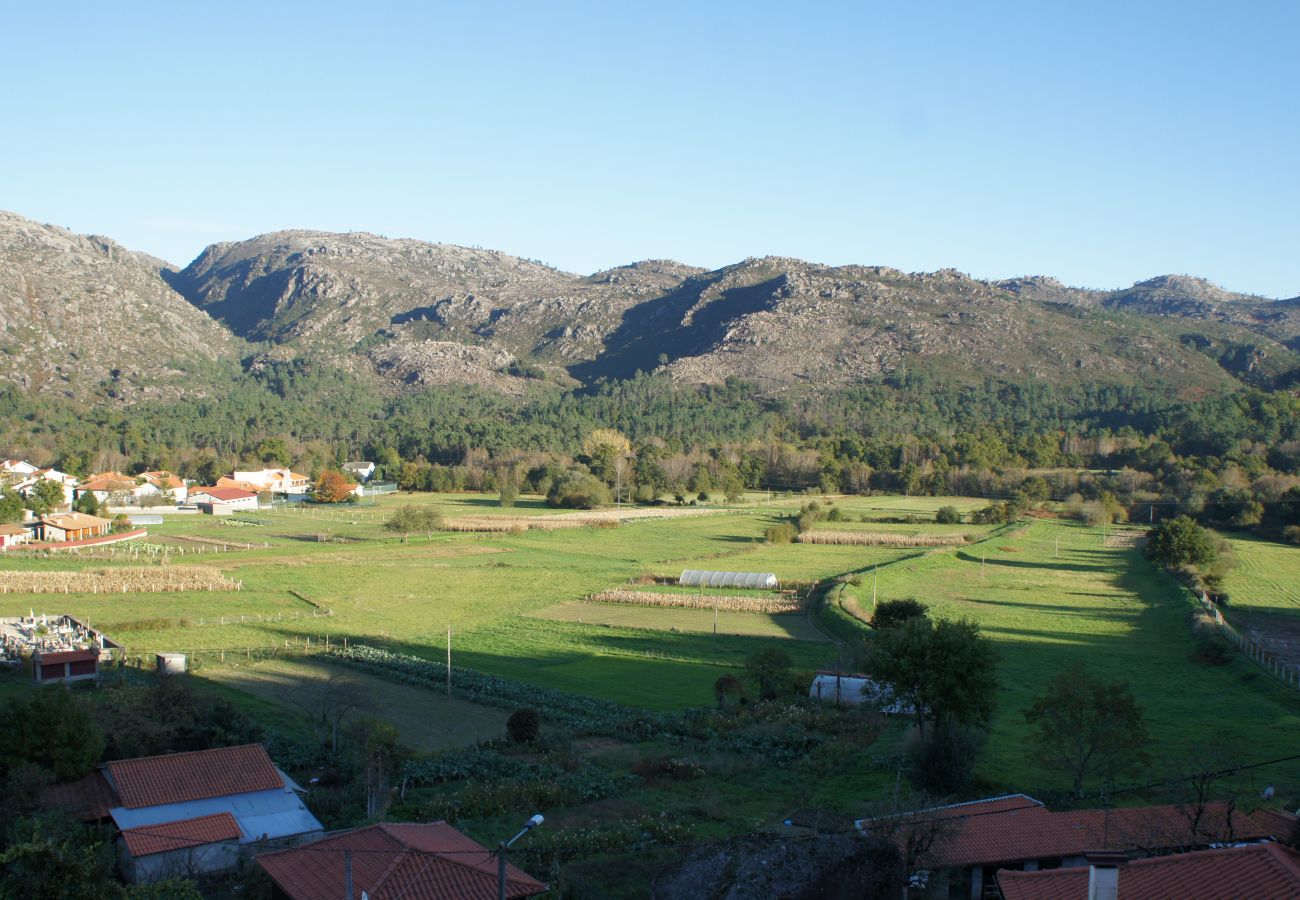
[[446, 627, 452, 699]]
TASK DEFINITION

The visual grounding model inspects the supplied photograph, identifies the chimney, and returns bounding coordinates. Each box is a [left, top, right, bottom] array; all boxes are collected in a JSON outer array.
[[1086, 850, 1127, 900]]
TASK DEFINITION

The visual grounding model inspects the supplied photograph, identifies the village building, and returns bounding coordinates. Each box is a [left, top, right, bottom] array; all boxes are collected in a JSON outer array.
[[342, 460, 376, 481], [77, 472, 160, 506], [139, 470, 187, 503], [858, 793, 1298, 899], [38, 511, 112, 542], [0, 522, 32, 549], [32, 646, 100, 684], [0, 458, 40, 477], [998, 840, 1300, 899], [256, 822, 548, 899], [105, 743, 323, 883], [8, 466, 79, 506], [233, 468, 311, 496], [188, 486, 260, 512]]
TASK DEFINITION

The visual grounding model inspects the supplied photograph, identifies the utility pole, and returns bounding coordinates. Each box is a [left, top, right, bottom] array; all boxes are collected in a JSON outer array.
[[872, 564, 878, 607], [345, 850, 354, 900], [446, 627, 452, 699], [713, 594, 718, 642]]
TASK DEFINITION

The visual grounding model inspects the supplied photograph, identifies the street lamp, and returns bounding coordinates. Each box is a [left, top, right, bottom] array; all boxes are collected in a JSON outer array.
[[498, 813, 544, 900]]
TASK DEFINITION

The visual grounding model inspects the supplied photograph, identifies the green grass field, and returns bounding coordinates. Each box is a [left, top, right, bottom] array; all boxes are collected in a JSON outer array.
[[4, 494, 1300, 798], [1218, 532, 1300, 615]]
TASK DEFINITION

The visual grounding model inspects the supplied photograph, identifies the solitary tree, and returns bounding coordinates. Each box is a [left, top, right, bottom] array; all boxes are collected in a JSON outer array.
[[868, 616, 998, 743], [870, 598, 928, 631], [1023, 662, 1151, 799], [312, 470, 354, 503], [1145, 516, 1216, 569], [383, 505, 442, 541], [582, 428, 632, 504]]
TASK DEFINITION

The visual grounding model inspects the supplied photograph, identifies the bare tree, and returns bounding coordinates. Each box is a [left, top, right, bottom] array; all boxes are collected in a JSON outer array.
[[280, 670, 366, 753]]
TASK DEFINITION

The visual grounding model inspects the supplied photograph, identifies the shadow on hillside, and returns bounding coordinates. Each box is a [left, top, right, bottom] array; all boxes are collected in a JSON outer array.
[[965, 597, 1135, 619], [955, 550, 1115, 573]]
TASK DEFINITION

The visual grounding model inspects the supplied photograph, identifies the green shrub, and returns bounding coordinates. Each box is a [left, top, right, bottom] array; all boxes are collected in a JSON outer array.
[[765, 523, 797, 544], [507, 708, 541, 744], [935, 505, 961, 524]]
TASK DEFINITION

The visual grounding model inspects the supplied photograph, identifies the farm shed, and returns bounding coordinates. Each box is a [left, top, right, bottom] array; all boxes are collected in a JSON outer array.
[[33, 647, 99, 684], [680, 570, 779, 589]]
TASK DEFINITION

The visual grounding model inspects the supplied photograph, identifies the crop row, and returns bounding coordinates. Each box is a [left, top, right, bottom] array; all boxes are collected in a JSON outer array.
[[0, 565, 241, 594], [585, 589, 802, 614]]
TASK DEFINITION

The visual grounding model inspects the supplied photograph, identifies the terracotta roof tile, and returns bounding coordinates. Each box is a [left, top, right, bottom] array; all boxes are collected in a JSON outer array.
[[192, 487, 258, 501], [41, 770, 118, 821], [121, 812, 241, 857], [106, 743, 285, 809], [863, 795, 1296, 870], [257, 822, 547, 899], [998, 841, 1300, 900]]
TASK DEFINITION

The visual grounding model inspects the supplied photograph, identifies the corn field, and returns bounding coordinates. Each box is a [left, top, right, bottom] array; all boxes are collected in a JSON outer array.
[[585, 589, 803, 614], [0, 566, 241, 594], [797, 530, 971, 547], [443, 506, 736, 533]]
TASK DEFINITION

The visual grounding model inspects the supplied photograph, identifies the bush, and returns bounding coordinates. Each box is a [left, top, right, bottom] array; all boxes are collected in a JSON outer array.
[[1284, 525, 1300, 546], [506, 708, 541, 744], [1190, 634, 1233, 666], [870, 598, 928, 630], [765, 523, 797, 544], [935, 505, 961, 524], [110, 514, 133, 533], [547, 472, 612, 509]]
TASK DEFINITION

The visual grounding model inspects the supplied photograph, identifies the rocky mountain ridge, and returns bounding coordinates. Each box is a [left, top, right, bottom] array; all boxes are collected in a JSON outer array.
[[1, 210, 1296, 401]]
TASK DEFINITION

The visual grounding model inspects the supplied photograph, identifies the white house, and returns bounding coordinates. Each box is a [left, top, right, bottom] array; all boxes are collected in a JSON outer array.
[[342, 461, 376, 482], [232, 469, 311, 496], [78, 473, 159, 506], [139, 471, 187, 503], [188, 487, 259, 511], [0, 523, 32, 550], [0, 459, 39, 477]]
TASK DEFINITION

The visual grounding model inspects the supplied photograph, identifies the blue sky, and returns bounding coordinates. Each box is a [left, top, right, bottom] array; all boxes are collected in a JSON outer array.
[[2, 2, 1296, 296]]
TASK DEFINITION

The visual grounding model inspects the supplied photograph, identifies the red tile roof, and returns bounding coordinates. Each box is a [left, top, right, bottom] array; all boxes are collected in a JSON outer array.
[[862, 794, 1297, 870], [105, 743, 285, 809], [34, 648, 99, 665], [998, 841, 1300, 900], [79, 473, 137, 492], [257, 822, 547, 900], [121, 812, 241, 857], [41, 770, 119, 821]]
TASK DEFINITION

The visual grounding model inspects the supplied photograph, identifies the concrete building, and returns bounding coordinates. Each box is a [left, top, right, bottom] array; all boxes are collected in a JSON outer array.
[[39, 512, 111, 542], [105, 743, 323, 883], [32, 647, 99, 684]]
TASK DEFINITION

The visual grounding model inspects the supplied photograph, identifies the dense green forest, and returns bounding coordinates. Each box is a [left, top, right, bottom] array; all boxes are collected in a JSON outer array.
[[3, 362, 1299, 538]]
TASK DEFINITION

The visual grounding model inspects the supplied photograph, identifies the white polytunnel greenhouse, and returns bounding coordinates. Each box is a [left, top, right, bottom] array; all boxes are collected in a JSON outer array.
[[678, 570, 779, 589]]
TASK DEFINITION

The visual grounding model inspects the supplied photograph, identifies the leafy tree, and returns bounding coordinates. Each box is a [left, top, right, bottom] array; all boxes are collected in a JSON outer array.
[[110, 514, 133, 533], [383, 505, 443, 541], [870, 598, 928, 631], [547, 471, 611, 509], [0, 814, 121, 900], [498, 480, 519, 507], [868, 617, 998, 743], [744, 646, 793, 701], [72, 492, 100, 516], [713, 674, 744, 708], [0, 488, 23, 524], [0, 690, 103, 782], [1023, 662, 1151, 798], [27, 479, 66, 515], [1145, 516, 1217, 569], [934, 505, 961, 524], [312, 470, 354, 503]]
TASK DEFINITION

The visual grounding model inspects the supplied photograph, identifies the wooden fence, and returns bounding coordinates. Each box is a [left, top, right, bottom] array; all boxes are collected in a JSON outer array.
[[1198, 592, 1300, 691]]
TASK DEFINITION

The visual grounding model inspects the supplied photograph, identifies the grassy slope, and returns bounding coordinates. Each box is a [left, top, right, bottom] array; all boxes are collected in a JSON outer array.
[[1218, 532, 1300, 615], [853, 519, 1300, 789]]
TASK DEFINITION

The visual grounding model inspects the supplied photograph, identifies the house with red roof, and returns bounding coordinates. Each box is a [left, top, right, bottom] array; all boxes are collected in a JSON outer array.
[[857, 793, 1297, 899], [256, 822, 548, 900], [103, 743, 323, 883], [998, 840, 1300, 900], [188, 486, 260, 512]]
